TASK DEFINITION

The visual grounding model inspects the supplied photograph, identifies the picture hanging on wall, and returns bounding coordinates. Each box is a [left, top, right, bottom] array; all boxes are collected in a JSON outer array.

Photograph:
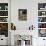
[[18, 9, 27, 21]]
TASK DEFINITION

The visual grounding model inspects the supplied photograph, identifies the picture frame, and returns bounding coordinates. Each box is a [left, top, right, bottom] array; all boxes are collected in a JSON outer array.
[[18, 9, 27, 21]]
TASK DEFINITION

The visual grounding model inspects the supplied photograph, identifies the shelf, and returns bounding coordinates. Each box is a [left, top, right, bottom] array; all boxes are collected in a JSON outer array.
[[0, 10, 8, 11], [38, 15, 46, 17], [0, 22, 8, 23], [38, 28, 46, 29], [38, 3, 46, 37], [0, 3, 8, 37], [38, 22, 46, 23], [38, 10, 46, 11], [0, 16, 8, 17]]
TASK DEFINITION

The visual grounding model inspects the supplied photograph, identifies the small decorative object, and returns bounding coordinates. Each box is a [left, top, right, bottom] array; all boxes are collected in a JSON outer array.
[[0, 23, 8, 30], [0, 17, 8, 22], [5, 6, 8, 10], [0, 11, 8, 16], [0, 6, 1, 10], [38, 17, 42, 22], [40, 8, 44, 10], [38, 17, 46, 22], [15, 35, 32, 46], [39, 29, 46, 37], [29, 25, 35, 30], [45, 6, 46, 9], [42, 12, 45, 15], [11, 23, 16, 30], [38, 23, 46, 28], [18, 9, 27, 21], [0, 23, 8, 37]]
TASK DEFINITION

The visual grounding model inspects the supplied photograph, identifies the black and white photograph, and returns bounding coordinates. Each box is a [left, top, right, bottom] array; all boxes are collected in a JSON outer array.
[[18, 9, 27, 21]]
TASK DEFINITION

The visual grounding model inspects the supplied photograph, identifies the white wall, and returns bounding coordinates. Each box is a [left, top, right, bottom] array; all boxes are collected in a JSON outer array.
[[11, 0, 46, 30], [11, 0, 38, 30], [11, 0, 46, 46], [0, 0, 8, 3]]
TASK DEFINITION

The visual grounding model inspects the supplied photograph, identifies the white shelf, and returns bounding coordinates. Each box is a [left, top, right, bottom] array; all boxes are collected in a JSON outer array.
[[38, 16, 46, 17], [38, 10, 46, 11], [38, 28, 46, 29], [38, 22, 46, 23], [0, 16, 8, 17], [0, 22, 8, 23], [0, 10, 8, 11]]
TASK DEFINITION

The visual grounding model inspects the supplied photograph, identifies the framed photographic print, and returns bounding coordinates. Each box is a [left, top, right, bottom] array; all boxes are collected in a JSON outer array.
[[18, 9, 27, 21]]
